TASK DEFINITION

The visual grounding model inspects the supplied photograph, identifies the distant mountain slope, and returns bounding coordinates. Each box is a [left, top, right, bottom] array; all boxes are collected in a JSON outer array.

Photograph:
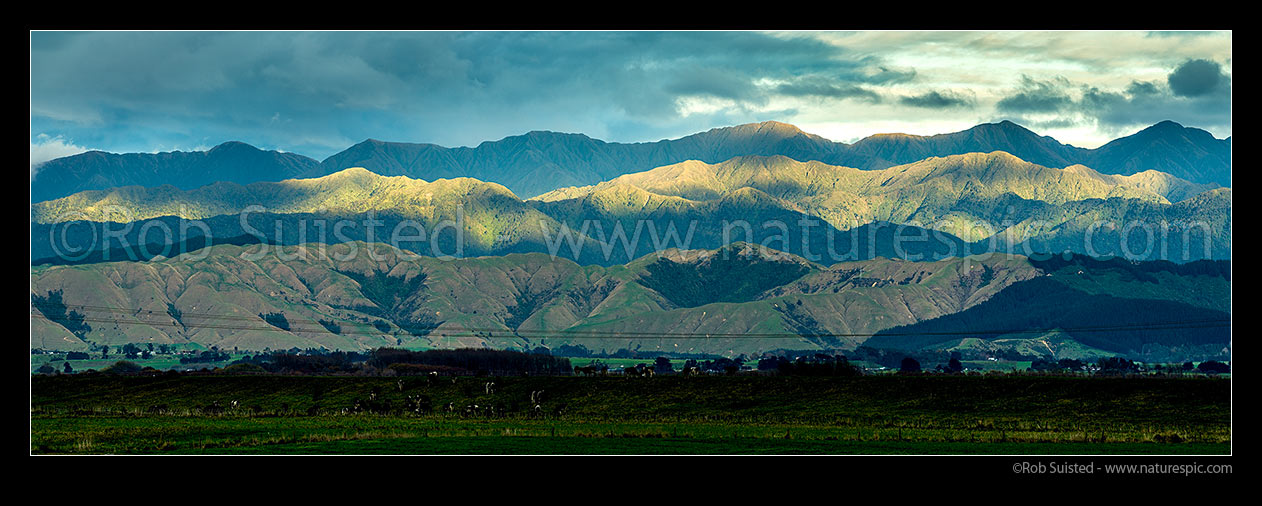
[[32, 152, 1229, 267], [30, 242, 1229, 358], [564, 248, 1044, 353], [862, 253, 1231, 362], [863, 276, 1231, 362], [31, 167, 622, 264], [314, 120, 1230, 196], [850, 120, 1230, 186], [38, 152, 1213, 227], [31, 120, 1231, 202], [633, 243, 816, 308], [1083, 121, 1233, 187], [849, 120, 1089, 169], [1059, 164, 1219, 203], [533, 153, 1230, 261], [33, 167, 526, 222], [32, 163, 974, 266], [30, 142, 320, 203], [29, 242, 1038, 355], [548, 151, 1211, 207], [312, 121, 865, 198], [1026, 254, 1231, 311]]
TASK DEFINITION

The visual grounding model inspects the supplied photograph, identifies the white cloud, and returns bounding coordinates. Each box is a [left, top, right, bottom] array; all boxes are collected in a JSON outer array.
[[675, 96, 741, 117], [30, 134, 90, 180]]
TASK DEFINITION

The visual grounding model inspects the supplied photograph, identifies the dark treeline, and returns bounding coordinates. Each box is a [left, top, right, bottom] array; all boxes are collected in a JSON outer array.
[[367, 348, 572, 376], [681, 356, 743, 374], [1029, 253, 1230, 281], [767, 347, 979, 372], [757, 354, 863, 376], [180, 350, 231, 364], [1031, 358, 1089, 372], [845, 346, 968, 371], [218, 348, 572, 376], [228, 350, 368, 374]]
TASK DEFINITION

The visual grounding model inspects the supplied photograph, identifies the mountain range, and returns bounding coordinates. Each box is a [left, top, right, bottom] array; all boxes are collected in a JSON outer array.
[[30, 120, 1232, 202], [29, 118, 1233, 360], [32, 151, 1231, 266], [30, 241, 1230, 361]]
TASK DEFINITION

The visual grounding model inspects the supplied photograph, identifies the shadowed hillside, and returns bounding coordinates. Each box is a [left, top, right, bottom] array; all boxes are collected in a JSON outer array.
[[30, 120, 1232, 203], [31, 142, 320, 203]]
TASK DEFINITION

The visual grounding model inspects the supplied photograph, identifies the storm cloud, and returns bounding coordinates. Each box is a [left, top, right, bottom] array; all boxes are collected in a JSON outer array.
[[1168, 59, 1229, 97], [995, 65, 1231, 138], [775, 78, 883, 102], [32, 31, 931, 158], [899, 90, 975, 109], [29, 31, 1231, 159], [996, 76, 1076, 114]]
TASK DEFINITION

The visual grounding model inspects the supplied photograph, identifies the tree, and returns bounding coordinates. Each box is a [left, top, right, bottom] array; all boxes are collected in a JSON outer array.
[[1197, 361, 1230, 374], [947, 357, 964, 373], [259, 312, 291, 331], [101, 361, 143, 374], [555, 343, 590, 357], [36, 364, 55, 375], [1097, 357, 1137, 374], [318, 319, 342, 334], [1058, 358, 1085, 371], [63, 362, 74, 374], [101, 345, 109, 359], [899, 357, 921, 374], [32, 290, 92, 339], [654, 356, 674, 373]]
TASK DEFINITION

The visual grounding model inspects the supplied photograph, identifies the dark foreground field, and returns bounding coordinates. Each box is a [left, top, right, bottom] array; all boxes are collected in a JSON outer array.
[[30, 374, 1231, 455]]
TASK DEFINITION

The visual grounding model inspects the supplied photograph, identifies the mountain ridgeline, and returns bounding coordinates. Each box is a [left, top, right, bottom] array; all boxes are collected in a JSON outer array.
[[30, 120, 1231, 203], [31, 142, 320, 204]]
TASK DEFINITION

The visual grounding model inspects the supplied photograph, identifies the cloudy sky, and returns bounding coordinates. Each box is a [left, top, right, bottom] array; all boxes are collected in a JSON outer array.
[[30, 30, 1231, 169]]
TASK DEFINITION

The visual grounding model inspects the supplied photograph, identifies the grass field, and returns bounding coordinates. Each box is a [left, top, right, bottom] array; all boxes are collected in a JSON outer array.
[[30, 374, 1231, 455], [961, 360, 1034, 371], [30, 354, 242, 374]]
